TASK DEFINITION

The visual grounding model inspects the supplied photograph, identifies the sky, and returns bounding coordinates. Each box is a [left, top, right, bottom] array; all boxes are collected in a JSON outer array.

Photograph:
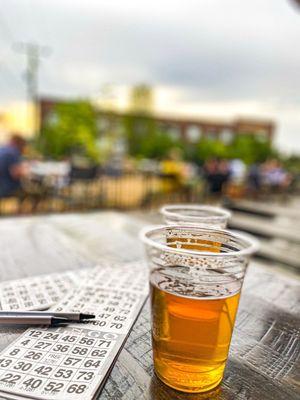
[[0, 0, 300, 153]]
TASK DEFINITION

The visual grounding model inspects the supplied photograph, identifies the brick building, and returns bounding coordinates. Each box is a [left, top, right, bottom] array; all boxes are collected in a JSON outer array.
[[39, 98, 275, 145]]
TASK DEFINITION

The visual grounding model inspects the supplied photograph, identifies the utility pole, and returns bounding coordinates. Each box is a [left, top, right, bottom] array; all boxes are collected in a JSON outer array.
[[14, 42, 51, 136]]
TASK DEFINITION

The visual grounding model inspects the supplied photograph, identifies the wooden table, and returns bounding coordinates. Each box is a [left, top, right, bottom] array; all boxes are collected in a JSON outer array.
[[0, 212, 299, 400], [223, 198, 300, 270]]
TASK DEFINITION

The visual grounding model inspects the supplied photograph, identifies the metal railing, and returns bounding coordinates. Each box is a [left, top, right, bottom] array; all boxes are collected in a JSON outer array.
[[0, 173, 203, 216]]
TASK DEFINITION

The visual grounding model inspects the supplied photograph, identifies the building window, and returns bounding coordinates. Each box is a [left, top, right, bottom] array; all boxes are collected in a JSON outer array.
[[206, 129, 218, 141], [167, 126, 181, 141], [186, 126, 202, 142], [220, 129, 233, 144], [256, 131, 268, 142]]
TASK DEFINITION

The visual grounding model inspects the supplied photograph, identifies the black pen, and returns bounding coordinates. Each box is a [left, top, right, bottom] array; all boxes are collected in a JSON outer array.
[[0, 311, 95, 322], [0, 315, 68, 326]]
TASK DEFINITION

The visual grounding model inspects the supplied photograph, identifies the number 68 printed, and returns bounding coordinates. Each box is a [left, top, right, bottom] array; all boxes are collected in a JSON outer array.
[[67, 383, 88, 394]]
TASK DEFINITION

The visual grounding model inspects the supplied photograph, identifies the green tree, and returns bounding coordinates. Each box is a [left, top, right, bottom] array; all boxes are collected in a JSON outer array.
[[282, 155, 300, 174], [194, 134, 275, 164], [228, 134, 276, 163], [195, 138, 228, 162], [39, 101, 99, 161], [123, 114, 183, 159]]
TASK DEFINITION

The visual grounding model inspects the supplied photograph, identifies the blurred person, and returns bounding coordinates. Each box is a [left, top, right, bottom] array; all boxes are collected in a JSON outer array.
[[203, 158, 230, 199], [160, 148, 183, 177], [160, 148, 185, 193], [219, 159, 231, 194], [229, 159, 246, 184], [227, 158, 246, 198], [262, 159, 291, 192], [0, 134, 28, 198], [247, 163, 262, 198], [203, 159, 218, 195]]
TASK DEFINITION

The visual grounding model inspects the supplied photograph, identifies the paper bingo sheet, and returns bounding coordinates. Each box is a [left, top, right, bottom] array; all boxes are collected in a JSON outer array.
[[0, 262, 148, 400], [0, 270, 88, 312]]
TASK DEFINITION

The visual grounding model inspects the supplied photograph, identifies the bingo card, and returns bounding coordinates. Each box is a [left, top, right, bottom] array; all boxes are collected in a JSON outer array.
[[0, 261, 148, 400], [0, 270, 88, 312]]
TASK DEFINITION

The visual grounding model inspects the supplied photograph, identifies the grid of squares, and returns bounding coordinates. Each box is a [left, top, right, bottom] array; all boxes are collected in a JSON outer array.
[[0, 270, 88, 311], [0, 262, 149, 400], [0, 327, 117, 399]]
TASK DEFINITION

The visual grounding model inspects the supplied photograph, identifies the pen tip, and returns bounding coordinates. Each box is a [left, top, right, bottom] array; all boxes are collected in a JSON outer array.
[[80, 313, 96, 320]]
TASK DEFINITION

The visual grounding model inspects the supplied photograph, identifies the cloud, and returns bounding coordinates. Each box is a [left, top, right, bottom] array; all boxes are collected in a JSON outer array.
[[0, 0, 299, 152]]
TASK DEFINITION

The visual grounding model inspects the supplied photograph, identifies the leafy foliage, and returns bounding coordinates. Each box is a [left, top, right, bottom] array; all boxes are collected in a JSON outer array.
[[228, 134, 276, 163], [192, 134, 275, 164], [39, 100, 276, 165], [123, 114, 275, 163], [123, 114, 183, 159], [39, 101, 99, 161], [283, 155, 300, 174], [194, 138, 228, 162]]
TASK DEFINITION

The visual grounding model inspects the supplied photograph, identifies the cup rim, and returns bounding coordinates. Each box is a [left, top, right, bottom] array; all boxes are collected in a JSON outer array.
[[160, 204, 232, 222], [140, 224, 259, 257]]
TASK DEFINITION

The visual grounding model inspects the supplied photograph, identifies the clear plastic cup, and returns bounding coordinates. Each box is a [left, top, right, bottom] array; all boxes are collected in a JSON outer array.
[[141, 225, 258, 393], [160, 204, 231, 228]]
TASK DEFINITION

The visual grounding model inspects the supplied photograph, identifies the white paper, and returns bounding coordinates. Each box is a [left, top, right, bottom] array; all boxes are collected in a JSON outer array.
[[0, 262, 148, 400], [0, 270, 89, 312]]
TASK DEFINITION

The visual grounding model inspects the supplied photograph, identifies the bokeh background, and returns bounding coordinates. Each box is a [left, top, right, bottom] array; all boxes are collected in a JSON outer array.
[[0, 0, 299, 214]]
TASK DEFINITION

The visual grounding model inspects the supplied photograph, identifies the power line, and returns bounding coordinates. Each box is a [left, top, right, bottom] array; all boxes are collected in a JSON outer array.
[[14, 42, 51, 103], [14, 42, 51, 135]]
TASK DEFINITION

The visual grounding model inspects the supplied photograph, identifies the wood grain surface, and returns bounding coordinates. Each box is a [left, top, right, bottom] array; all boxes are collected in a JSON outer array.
[[0, 211, 299, 400]]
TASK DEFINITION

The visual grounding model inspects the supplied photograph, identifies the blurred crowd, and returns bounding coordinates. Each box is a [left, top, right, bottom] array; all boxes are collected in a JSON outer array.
[[202, 158, 292, 199], [138, 154, 294, 199], [0, 134, 295, 204], [139, 154, 293, 199]]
